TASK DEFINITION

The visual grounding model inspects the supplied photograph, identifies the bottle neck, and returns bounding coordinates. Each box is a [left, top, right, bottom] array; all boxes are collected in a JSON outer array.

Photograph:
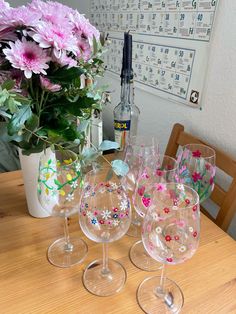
[[120, 78, 131, 104]]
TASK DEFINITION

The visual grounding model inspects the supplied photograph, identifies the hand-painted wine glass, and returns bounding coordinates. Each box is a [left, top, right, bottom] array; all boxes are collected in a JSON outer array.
[[130, 154, 178, 271], [79, 166, 131, 296], [137, 183, 200, 314], [122, 135, 159, 237], [177, 144, 216, 203], [38, 149, 88, 267]]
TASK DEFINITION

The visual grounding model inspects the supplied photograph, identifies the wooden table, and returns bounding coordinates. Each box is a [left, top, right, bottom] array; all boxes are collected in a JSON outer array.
[[0, 170, 236, 314]]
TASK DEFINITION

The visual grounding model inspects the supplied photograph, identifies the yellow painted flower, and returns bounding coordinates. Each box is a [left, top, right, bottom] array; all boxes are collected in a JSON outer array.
[[60, 190, 66, 196], [45, 188, 49, 195], [64, 158, 73, 165], [66, 174, 72, 181], [45, 173, 51, 180]]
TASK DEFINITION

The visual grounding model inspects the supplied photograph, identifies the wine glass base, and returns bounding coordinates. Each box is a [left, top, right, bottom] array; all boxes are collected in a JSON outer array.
[[129, 240, 162, 271], [126, 222, 141, 237], [83, 259, 127, 296], [47, 237, 88, 268], [137, 276, 184, 314]]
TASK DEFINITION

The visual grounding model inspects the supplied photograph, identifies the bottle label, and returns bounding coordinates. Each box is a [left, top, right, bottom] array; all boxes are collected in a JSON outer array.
[[114, 120, 131, 151], [114, 120, 131, 131]]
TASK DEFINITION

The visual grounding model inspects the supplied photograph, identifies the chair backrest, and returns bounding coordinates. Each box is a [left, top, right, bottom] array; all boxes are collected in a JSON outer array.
[[165, 123, 236, 232]]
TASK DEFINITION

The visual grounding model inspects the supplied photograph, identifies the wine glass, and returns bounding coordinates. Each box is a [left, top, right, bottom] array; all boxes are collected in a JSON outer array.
[[79, 166, 132, 296], [137, 183, 200, 313], [37, 149, 88, 267], [130, 154, 178, 271], [122, 135, 159, 237], [177, 144, 216, 202]]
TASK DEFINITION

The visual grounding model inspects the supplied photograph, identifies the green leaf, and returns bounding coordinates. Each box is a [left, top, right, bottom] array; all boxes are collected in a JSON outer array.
[[6, 98, 19, 114], [54, 179, 61, 186], [12, 93, 31, 105], [93, 36, 98, 55], [1, 80, 15, 91], [8, 105, 32, 136], [48, 67, 84, 85], [111, 159, 129, 177], [99, 140, 119, 151], [82, 147, 99, 160], [0, 89, 9, 104]]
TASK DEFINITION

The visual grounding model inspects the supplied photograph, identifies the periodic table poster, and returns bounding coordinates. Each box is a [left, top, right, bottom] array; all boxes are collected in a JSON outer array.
[[90, 0, 219, 108]]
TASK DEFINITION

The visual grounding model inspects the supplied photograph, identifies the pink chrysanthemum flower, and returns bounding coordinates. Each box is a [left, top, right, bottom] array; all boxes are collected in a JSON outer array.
[[3, 38, 51, 79], [0, 0, 9, 11], [53, 52, 77, 69], [40, 76, 61, 92], [77, 39, 92, 61], [31, 21, 77, 57], [70, 11, 100, 41], [29, 0, 72, 26], [0, 6, 41, 30]]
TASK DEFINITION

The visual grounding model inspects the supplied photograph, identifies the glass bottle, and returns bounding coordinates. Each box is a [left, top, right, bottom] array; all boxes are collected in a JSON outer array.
[[114, 75, 140, 151]]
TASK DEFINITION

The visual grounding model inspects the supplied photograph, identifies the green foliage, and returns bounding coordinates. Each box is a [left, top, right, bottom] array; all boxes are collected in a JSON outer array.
[[0, 36, 107, 159]]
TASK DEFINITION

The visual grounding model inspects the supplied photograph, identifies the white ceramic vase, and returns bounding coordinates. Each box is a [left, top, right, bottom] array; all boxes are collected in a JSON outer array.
[[19, 149, 51, 218]]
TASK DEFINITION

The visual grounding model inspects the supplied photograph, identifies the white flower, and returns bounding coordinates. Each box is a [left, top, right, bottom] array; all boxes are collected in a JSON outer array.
[[152, 213, 159, 221], [110, 181, 118, 190], [66, 193, 74, 202], [75, 163, 81, 171], [117, 194, 123, 200], [70, 181, 78, 189], [156, 226, 162, 234], [189, 226, 193, 232], [120, 199, 129, 211], [179, 245, 186, 253], [113, 220, 120, 226], [101, 209, 111, 220], [177, 184, 185, 191], [84, 191, 90, 198], [87, 211, 94, 219]]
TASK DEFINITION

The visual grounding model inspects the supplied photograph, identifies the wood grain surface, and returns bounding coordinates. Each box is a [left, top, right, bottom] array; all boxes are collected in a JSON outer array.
[[0, 171, 236, 314]]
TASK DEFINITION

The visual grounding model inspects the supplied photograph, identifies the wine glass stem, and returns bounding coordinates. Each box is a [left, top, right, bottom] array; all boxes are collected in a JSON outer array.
[[101, 243, 110, 275], [63, 217, 73, 252], [155, 264, 166, 297], [160, 264, 166, 292]]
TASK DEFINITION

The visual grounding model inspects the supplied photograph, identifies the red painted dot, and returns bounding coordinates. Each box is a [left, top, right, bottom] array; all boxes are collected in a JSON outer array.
[[165, 235, 172, 242]]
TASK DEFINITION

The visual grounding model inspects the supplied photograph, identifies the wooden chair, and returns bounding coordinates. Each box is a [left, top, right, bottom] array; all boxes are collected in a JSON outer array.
[[165, 123, 236, 232]]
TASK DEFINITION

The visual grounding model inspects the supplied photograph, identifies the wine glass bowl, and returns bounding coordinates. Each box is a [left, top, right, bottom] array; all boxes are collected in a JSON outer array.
[[142, 183, 200, 265], [38, 149, 88, 268], [79, 166, 132, 296], [130, 154, 178, 271], [177, 143, 216, 203], [123, 135, 160, 237], [137, 183, 200, 313], [79, 169, 131, 243]]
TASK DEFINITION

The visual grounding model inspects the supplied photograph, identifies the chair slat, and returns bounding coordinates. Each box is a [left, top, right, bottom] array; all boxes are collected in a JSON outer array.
[[210, 184, 225, 207]]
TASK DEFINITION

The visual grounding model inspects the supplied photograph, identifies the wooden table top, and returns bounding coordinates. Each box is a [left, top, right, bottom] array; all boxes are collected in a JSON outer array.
[[0, 170, 236, 314]]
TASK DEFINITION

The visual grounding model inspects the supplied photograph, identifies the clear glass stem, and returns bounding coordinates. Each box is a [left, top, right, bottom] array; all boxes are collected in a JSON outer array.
[[155, 264, 166, 297], [160, 264, 166, 291], [63, 217, 73, 252], [101, 243, 110, 275]]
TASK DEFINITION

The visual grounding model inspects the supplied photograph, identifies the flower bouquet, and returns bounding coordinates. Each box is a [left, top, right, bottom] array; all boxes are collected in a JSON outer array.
[[0, 0, 105, 156]]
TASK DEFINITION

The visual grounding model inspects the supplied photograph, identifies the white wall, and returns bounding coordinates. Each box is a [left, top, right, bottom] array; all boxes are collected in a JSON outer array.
[[103, 1, 236, 156], [8, 0, 89, 14]]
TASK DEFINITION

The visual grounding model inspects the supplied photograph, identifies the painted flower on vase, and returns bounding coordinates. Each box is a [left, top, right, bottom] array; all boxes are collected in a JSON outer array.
[[192, 150, 202, 158]]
